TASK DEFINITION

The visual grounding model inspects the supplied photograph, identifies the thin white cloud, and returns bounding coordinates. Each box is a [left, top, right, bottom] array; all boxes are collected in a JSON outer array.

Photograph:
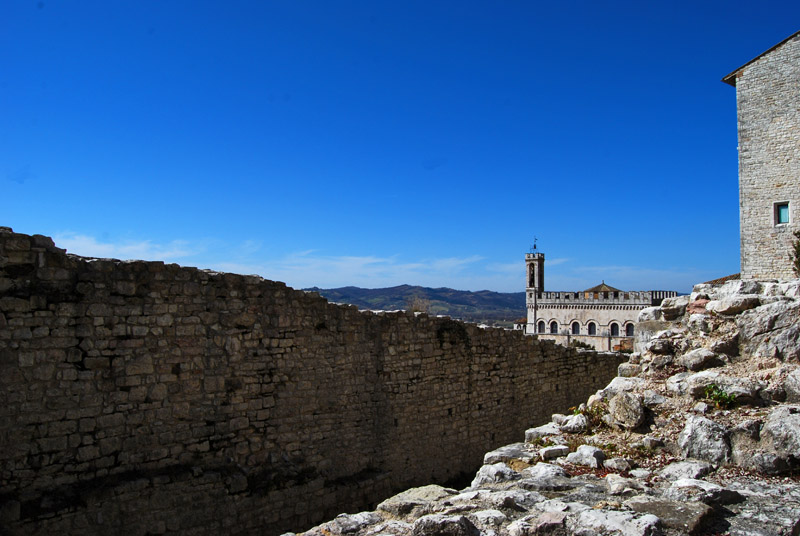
[[53, 233, 198, 261]]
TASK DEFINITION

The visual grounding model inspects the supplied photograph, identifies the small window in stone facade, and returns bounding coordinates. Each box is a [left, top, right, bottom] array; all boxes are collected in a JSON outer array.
[[626, 324, 634, 337], [537, 320, 545, 333], [776, 202, 790, 225], [571, 322, 580, 335], [610, 323, 619, 337], [588, 322, 596, 335], [550, 321, 558, 334]]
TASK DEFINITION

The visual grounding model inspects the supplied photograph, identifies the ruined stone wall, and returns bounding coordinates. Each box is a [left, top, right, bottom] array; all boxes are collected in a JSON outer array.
[[734, 32, 800, 279], [0, 228, 624, 535]]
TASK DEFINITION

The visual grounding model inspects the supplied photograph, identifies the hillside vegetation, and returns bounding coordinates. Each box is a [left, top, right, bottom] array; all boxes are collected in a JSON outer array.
[[306, 285, 525, 325]]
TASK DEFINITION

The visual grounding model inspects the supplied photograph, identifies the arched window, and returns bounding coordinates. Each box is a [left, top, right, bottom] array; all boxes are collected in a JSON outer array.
[[626, 323, 634, 337], [588, 322, 596, 335], [571, 322, 580, 335], [537, 320, 545, 334], [550, 321, 558, 334], [610, 323, 619, 337]]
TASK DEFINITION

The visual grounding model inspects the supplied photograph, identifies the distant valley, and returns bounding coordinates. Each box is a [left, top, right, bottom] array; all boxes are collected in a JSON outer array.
[[305, 284, 526, 326]]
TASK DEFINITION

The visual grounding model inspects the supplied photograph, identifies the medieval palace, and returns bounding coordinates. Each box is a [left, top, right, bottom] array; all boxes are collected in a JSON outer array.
[[524, 250, 676, 351]]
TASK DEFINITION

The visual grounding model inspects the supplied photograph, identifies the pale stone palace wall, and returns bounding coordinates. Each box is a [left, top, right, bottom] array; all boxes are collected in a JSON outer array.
[[0, 228, 624, 535], [726, 31, 800, 279], [524, 252, 676, 350]]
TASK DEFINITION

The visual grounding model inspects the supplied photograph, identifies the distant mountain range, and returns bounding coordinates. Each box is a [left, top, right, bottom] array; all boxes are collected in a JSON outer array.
[[305, 284, 526, 326]]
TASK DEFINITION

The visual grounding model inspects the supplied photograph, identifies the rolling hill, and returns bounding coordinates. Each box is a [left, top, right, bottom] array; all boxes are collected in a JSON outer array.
[[305, 284, 526, 326]]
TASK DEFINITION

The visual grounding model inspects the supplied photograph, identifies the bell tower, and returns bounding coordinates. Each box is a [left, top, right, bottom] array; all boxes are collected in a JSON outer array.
[[525, 241, 544, 334]]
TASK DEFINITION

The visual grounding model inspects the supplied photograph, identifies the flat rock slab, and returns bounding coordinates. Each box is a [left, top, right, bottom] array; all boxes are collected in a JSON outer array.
[[483, 443, 536, 465], [378, 485, 457, 517], [625, 496, 713, 535]]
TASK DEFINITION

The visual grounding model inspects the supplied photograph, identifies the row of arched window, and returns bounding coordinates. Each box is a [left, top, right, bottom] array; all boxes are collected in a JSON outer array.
[[537, 320, 634, 337]]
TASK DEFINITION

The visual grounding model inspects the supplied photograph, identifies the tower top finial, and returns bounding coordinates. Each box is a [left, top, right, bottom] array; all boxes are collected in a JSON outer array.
[[529, 236, 538, 254]]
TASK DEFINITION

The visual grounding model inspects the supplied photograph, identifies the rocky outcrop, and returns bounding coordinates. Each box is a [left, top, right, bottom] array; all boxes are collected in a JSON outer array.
[[296, 278, 800, 536]]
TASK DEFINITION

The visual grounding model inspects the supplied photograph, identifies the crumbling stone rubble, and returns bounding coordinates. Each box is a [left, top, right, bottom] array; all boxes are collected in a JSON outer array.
[[295, 279, 800, 536]]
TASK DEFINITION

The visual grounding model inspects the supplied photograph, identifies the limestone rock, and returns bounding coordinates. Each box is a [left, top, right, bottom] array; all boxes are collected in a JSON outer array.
[[686, 370, 764, 405], [483, 443, 536, 465], [596, 377, 645, 399], [624, 496, 713, 535], [760, 405, 800, 470], [737, 301, 800, 361], [665, 372, 691, 396], [518, 463, 574, 492], [657, 460, 712, 481], [567, 509, 661, 536], [637, 307, 662, 322], [470, 463, 520, 488], [607, 392, 645, 430], [559, 413, 588, 434], [378, 485, 457, 518], [660, 295, 690, 320], [678, 348, 724, 371], [603, 457, 634, 472], [467, 509, 506, 529], [328, 512, 383, 534], [604, 473, 642, 495], [785, 369, 800, 403], [411, 514, 480, 536], [642, 390, 666, 407], [664, 478, 743, 505], [565, 445, 605, 468], [524, 423, 561, 443], [540, 445, 569, 460], [706, 295, 761, 315], [678, 416, 730, 464], [617, 362, 642, 378]]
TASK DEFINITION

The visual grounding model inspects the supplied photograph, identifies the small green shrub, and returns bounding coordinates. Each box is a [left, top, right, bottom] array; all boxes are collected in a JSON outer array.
[[703, 383, 737, 409]]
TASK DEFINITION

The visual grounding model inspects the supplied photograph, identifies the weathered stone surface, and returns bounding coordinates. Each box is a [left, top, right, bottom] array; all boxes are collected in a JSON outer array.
[[686, 370, 764, 404], [665, 372, 691, 395], [0, 229, 629, 536], [483, 443, 536, 465], [624, 495, 712, 535], [738, 301, 800, 361], [378, 485, 457, 517], [327, 512, 383, 534], [660, 295, 690, 320], [760, 405, 800, 470], [411, 514, 479, 536], [607, 392, 645, 430], [706, 295, 761, 315], [567, 510, 661, 536], [785, 369, 800, 403], [525, 423, 561, 443], [678, 416, 730, 464], [470, 463, 520, 488], [617, 362, 642, 378], [664, 478, 743, 505], [602, 458, 633, 472], [642, 390, 666, 407], [605, 473, 643, 495], [565, 445, 605, 468], [678, 348, 725, 371], [540, 445, 569, 460], [559, 413, 588, 434], [657, 460, 712, 481]]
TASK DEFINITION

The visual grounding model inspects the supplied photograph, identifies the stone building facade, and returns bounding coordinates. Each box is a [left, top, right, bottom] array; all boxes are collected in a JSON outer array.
[[723, 30, 800, 280], [525, 251, 676, 351]]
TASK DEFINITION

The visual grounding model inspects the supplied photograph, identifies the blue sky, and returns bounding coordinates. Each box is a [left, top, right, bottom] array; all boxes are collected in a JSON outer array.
[[3, 2, 798, 293]]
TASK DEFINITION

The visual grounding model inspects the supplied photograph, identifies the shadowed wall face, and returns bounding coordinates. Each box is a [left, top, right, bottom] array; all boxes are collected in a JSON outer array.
[[0, 228, 624, 535]]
